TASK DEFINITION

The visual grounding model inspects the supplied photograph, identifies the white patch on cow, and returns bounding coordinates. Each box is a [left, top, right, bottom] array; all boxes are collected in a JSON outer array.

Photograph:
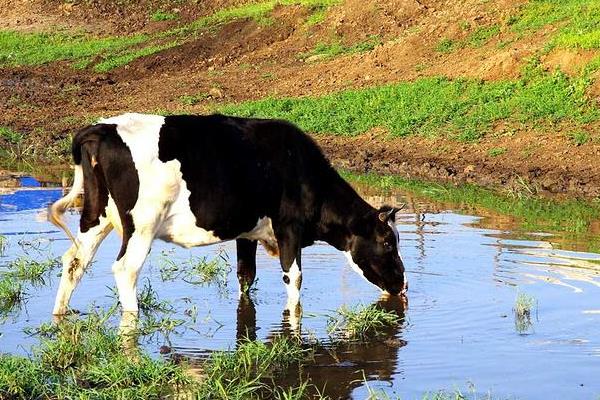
[[53, 216, 113, 315], [283, 261, 302, 303], [283, 261, 302, 332], [344, 251, 371, 284], [102, 114, 223, 249], [112, 232, 154, 312], [388, 219, 408, 294]]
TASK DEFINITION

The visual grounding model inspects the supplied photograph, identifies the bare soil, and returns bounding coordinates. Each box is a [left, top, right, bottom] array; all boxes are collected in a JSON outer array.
[[1, 0, 599, 198]]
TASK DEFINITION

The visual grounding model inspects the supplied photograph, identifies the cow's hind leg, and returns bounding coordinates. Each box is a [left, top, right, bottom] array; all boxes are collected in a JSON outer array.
[[236, 238, 257, 294], [53, 217, 112, 315], [112, 230, 155, 312]]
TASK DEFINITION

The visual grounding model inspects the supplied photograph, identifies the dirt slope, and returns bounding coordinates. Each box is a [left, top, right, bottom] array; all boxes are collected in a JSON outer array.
[[1, 0, 599, 197]]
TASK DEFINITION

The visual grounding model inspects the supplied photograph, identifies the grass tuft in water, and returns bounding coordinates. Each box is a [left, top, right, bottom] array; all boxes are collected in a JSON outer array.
[[326, 304, 400, 341], [0, 235, 7, 257], [3, 256, 60, 286], [158, 251, 231, 291], [0, 310, 192, 399], [197, 335, 309, 399], [514, 292, 537, 334], [0, 277, 25, 315]]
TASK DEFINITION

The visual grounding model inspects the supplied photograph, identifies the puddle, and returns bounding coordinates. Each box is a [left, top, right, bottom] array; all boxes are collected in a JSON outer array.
[[1, 176, 600, 399]]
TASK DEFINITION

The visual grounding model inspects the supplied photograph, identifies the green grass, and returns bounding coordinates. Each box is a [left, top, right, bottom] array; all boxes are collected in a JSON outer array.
[[220, 60, 598, 142], [514, 292, 537, 334], [150, 10, 179, 22], [299, 34, 382, 61], [0, 311, 191, 399], [179, 93, 209, 106], [342, 170, 600, 234], [567, 130, 590, 146], [158, 251, 231, 293], [436, 24, 500, 53], [326, 304, 400, 341], [0, 126, 23, 144], [0, 0, 341, 72], [487, 147, 507, 157], [0, 277, 25, 315], [2, 257, 60, 286], [511, 0, 600, 50], [0, 30, 149, 69], [0, 236, 7, 257]]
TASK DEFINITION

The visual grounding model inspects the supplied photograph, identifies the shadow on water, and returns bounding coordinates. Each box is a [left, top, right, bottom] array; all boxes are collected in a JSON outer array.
[[2, 174, 600, 399]]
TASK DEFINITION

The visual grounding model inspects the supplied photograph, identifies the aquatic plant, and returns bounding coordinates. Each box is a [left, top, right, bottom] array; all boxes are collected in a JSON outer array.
[[514, 291, 537, 334], [0, 276, 25, 315], [4, 256, 60, 286], [158, 251, 231, 292], [0, 310, 191, 399], [326, 304, 400, 341], [0, 235, 7, 257]]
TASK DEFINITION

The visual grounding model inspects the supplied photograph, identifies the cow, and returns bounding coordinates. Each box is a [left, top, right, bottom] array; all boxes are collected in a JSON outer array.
[[48, 113, 407, 318]]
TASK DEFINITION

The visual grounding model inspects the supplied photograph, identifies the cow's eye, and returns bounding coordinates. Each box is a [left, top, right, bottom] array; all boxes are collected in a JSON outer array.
[[383, 241, 393, 250]]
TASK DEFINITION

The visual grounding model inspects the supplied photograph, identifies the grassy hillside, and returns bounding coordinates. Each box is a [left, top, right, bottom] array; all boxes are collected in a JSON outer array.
[[0, 0, 599, 196]]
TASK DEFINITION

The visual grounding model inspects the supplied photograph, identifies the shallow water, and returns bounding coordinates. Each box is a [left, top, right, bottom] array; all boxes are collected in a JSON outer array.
[[1, 177, 600, 399]]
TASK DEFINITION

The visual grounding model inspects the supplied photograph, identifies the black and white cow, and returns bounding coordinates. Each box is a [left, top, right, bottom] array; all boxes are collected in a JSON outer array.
[[49, 113, 407, 317]]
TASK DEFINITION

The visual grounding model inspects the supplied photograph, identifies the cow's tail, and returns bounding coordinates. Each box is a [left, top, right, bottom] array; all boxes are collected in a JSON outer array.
[[48, 165, 83, 246], [48, 125, 100, 247]]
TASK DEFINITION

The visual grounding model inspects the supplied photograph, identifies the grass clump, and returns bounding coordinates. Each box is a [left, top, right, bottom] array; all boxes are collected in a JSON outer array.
[[487, 147, 507, 157], [197, 335, 309, 399], [0, 126, 23, 144], [0, 276, 25, 315], [343, 170, 600, 233], [511, 0, 600, 50], [179, 93, 209, 106], [326, 304, 400, 341], [0, 311, 192, 399], [150, 10, 179, 22], [299, 35, 382, 61], [566, 130, 590, 146], [221, 60, 598, 142], [158, 251, 231, 290], [3, 256, 60, 286], [0, 235, 7, 257], [466, 24, 501, 48], [436, 38, 456, 53], [514, 292, 537, 334]]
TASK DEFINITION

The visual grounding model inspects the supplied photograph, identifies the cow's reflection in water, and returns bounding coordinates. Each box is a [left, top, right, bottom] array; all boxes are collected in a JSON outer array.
[[116, 294, 406, 399], [235, 294, 407, 399]]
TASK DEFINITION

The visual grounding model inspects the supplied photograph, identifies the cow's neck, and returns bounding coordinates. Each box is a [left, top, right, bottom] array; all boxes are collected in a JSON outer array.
[[317, 179, 373, 252]]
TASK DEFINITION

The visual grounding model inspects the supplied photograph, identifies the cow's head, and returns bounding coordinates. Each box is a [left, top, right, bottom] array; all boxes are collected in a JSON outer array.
[[346, 205, 407, 295]]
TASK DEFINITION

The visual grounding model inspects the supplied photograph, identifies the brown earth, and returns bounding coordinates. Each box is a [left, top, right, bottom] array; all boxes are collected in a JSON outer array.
[[1, 0, 600, 198]]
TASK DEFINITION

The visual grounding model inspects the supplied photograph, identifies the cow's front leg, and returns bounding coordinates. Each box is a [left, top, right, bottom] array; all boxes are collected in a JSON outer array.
[[276, 224, 303, 330], [236, 238, 257, 295], [53, 217, 112, 315], [112, 231, 153, 312]]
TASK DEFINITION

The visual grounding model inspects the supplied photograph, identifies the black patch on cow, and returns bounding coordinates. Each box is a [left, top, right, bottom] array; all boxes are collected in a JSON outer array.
[[72, 123, 139, 260], [282, 275, 290, 284]]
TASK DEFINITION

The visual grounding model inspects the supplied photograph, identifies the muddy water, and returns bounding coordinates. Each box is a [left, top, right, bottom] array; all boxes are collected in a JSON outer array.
[[1, 177, 600, 399]]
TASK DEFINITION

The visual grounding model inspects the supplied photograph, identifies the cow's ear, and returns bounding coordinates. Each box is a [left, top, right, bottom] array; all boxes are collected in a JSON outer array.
[[378, 204, 405, 222], [349, 212, 375, 237]]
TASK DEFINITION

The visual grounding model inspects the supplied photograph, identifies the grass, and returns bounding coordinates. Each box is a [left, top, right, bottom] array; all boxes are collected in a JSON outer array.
[[510, 0, 600, 50], [2, 256, 60, 286], [567, 130, 590, 146], [0, 277, 25, 316], [514, 292, 537, 334], [487, 147, 507, 157], [0, 236, 7, 257], [179, 93, 209, 106], [150, 10, 179, 22], [0, 126, 23, 144], [196, 335, 309, 399], [299, 34, 382, 61], [0, 311, 191, 399], [220, 59, 598, 142], [158, 251, 231, 291], [0, 0, 341, 72], [436, 24, 500, 53], [326, 304, 400, 341], [342, 170, 600, 234]]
